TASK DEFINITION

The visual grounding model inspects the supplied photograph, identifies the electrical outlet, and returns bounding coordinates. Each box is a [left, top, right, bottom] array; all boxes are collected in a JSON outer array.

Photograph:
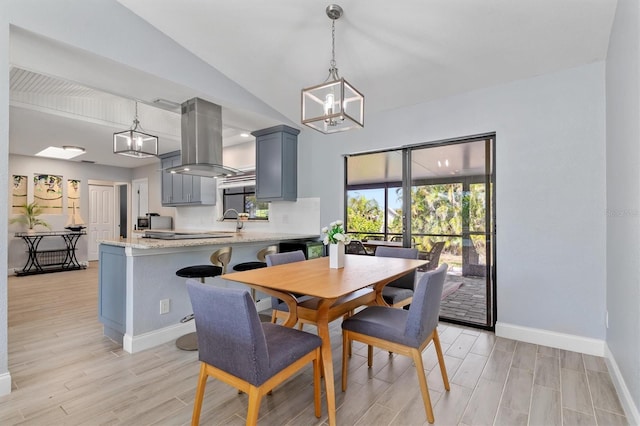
[[160, 299, 170, 314]]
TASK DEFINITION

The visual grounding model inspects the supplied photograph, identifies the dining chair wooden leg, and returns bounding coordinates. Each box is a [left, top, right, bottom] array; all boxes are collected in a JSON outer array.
[[270, 311, 277, 323], [246, 387, 262, 426], [341, 332, 349, 392], [297, 323, 304, 330], [432, 330, 450, 391], [313, 348, 322, 417], [191, 363, 208, 426], [411, 348, 435, 424], [367, 345, 373, 367]]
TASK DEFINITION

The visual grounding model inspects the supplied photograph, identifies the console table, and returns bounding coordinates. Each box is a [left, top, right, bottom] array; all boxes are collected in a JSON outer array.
[[15, 230, 87, 276]]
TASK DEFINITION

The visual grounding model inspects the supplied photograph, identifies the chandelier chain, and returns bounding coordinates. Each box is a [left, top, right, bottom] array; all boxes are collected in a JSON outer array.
[[327, 16, 340, 81], [331, 19, 336, 69], [132, 101, 141, 130]]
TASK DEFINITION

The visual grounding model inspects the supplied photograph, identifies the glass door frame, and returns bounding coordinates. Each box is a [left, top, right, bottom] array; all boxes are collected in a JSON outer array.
[[402, 135, 496, 330], [344, 132, 496, 330]]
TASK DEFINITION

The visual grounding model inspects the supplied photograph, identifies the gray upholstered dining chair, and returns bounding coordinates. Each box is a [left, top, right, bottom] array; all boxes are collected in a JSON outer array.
[[186, 279, 322, 426], [266, 250, 315, 329], [341, 263, 449, 424], [345, 240, 373, 255], [375, 246, 419, 309], [418, 241, 445, 272]]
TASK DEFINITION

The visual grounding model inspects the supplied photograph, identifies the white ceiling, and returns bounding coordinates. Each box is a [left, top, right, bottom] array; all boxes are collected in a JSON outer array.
[[117, 0, 617, 120], [9, 0, 617, 169]]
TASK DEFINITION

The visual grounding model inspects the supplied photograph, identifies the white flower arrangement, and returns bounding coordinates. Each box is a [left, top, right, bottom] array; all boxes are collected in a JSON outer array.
[[321, 220, 352, 245]]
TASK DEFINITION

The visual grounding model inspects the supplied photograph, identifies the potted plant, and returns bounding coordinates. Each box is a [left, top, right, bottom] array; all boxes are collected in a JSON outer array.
[[321, 220, 351, 269], [10, 202, 51, 233]]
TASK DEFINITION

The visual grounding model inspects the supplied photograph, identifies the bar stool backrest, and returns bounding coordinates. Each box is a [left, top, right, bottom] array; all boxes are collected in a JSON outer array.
[[210, 247, 233, 274]]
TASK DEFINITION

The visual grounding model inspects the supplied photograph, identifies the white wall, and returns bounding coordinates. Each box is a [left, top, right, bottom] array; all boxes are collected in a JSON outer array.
[[605, 0, 640, 421], [131, 161, 174, 218], [299, 62, 607, 342], [224, 140, 256, 170], [8, 154, 133, 271]]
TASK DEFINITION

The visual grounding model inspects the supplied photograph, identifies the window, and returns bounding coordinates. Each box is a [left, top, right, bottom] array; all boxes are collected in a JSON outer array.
[[345, 184, 403, 240], [222, 186, 269, 220]]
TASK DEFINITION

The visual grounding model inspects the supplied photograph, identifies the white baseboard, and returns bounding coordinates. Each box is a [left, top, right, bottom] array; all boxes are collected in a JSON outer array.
[[0, 372, 12, 396], [123, 321, 196, 354], [495, 322, 605, 356], [605, 344, 640, 425]]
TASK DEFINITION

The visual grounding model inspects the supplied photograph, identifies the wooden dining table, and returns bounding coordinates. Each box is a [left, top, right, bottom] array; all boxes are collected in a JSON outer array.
[[223, 254, 427, 426]]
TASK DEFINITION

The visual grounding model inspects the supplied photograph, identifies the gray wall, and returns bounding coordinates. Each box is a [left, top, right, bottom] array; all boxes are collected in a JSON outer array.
[[606, 0, 640, 416], [299, 62, 607, 340]]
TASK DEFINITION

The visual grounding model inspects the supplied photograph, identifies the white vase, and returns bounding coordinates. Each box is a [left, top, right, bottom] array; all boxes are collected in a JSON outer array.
[[329, 242, 345, 269]]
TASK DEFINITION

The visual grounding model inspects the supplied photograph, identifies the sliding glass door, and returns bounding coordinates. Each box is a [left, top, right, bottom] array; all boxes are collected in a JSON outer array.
[[345, 134, 495, 329], [408, 137, 494, 328]]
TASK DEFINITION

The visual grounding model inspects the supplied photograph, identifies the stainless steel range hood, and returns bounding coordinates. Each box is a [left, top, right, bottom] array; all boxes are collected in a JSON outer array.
[[165, 98, 240, 178]]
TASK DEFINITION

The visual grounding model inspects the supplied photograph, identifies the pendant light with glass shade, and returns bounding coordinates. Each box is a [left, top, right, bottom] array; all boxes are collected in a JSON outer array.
[[113, 101, 159, 158], [301, 4, 364, 134]]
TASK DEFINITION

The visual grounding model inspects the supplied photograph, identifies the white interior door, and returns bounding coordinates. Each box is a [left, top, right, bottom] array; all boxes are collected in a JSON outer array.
[[88, 184, 115, 261]]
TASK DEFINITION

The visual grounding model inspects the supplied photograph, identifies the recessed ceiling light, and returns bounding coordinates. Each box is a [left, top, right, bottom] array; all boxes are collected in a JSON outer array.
[[36, 146, 86, 160], [240, 133, 250, 138]]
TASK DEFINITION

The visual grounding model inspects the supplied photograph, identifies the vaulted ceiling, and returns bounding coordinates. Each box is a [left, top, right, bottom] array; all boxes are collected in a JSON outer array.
[[9, 0, 617, 169]]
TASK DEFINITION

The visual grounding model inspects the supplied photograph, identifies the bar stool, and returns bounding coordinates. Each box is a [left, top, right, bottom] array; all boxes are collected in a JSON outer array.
[[175, 246, 232, 351], [232, 245, 277, 272], [232, 245, 277, 300], [175, 264, 224, 351]]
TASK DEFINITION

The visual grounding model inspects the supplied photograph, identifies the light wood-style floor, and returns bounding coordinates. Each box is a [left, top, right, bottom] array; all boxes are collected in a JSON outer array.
[[0, 262, 629, 425]]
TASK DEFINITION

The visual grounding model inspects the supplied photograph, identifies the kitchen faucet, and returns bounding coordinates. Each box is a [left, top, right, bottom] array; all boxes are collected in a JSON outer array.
[[220, 208, 244, 232]]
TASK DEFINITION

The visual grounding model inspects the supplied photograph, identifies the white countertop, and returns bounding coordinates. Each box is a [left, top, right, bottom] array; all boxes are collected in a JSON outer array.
[[99, 231, 320, 249]]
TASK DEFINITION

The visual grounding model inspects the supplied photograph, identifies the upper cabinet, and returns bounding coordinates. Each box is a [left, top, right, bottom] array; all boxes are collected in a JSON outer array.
[[160, 151, 216, 206], [252, 125, 300, 202]]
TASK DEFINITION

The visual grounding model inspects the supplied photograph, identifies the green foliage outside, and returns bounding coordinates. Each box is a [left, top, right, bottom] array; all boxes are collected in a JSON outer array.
[[346, 195, 383, 240], [347, 183, 487, 257]]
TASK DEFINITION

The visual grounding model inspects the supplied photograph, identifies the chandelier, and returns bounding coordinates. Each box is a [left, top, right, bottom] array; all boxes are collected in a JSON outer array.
[[301, 4, 364, 134], [113, 101, 158, 158]]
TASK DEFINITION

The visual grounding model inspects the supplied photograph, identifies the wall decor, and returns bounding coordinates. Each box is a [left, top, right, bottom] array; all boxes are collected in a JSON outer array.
[[67, 179, 81, 212], [11, 175, 27, 214], [34, 174, 63, 214]]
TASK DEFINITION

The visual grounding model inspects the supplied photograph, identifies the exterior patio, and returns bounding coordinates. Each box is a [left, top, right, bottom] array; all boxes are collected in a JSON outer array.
[[417, 266, 489, 326]]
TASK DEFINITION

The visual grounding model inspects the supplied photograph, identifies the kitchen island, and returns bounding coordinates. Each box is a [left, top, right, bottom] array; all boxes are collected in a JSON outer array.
[[98, 231, 319, 353]]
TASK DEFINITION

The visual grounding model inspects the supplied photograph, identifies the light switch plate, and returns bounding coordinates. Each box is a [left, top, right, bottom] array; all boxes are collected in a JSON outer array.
[[160, 299, 170, 314]]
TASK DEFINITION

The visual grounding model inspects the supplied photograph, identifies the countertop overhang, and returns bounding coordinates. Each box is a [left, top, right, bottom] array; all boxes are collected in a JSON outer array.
[[99, 231, 320, 249]]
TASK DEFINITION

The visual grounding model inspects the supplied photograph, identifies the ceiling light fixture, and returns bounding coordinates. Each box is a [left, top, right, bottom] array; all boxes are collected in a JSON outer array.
[[36, 146, 86, 160], [62, 145, 86, 153], [301, 4, 364, 134], [113, 101, 158, 158]]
